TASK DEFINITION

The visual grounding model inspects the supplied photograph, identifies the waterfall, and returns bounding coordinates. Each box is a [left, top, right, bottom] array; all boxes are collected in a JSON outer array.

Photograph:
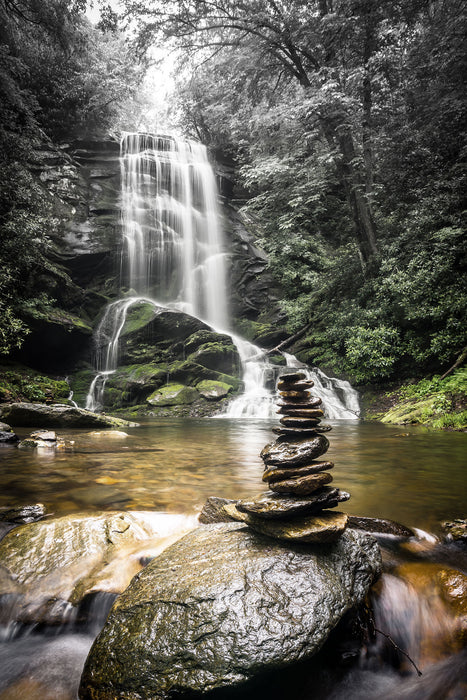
[[85, 131, 359, 420], [119, 132, 228, 327], [86, 133, 229, 409]]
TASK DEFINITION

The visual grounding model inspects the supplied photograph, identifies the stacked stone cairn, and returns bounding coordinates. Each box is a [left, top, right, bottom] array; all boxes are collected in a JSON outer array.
[[225, 371, 350, 543]]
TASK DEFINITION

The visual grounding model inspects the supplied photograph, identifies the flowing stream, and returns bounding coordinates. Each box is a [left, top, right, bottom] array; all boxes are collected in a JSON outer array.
[[0, 421, 466, 699], [85, 132, 360, 419]]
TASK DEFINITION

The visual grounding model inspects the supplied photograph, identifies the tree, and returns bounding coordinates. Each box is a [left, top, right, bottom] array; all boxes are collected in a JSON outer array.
[[123, 0, 385, 262]]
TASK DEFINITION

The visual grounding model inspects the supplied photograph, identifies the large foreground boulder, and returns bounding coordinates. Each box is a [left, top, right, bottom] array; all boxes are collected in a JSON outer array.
[[0, 402, 138, 428], [79, 522, 381, 699]]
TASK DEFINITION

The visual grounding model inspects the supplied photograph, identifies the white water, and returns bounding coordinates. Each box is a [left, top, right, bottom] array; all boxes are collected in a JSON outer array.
[[86, 132, 359, 419], [223, 348, 360, 420]]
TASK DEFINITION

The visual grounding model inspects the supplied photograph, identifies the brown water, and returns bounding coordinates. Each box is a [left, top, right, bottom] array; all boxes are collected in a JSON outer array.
[[0, 419, 465, 533], [0, 418, 466, 700]]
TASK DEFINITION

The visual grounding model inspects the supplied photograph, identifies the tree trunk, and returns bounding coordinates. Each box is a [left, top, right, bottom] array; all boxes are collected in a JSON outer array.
[[319, 116, 378, 263]]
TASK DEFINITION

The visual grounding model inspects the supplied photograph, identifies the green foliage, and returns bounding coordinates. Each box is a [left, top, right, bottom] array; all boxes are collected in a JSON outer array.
[[345, 326, 401, 383], [395, 369, 467, 403], [0, 367, 70, 403], [377, 369, 467, 430]]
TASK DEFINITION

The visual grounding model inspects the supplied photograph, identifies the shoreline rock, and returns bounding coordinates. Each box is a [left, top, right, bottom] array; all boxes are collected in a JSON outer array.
[[0, 402, 139, 429]]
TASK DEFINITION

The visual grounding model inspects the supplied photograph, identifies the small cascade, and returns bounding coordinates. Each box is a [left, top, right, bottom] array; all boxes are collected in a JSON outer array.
[[86, 296, 162, 411], [225, 336, 277, 418], [224, 346, 360, 419], [282, 352, 360, 419]]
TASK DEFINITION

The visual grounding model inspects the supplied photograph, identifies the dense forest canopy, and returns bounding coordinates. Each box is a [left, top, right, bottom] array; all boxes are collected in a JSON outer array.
[[0, 0, 465, 385]]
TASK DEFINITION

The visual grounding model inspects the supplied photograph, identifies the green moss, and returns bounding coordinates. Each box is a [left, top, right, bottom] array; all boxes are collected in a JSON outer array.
[[268, 354, 287, 366], [196, 380, 232, 400], [0, 365, 71, 404], [67, 369, 95, 407], [147, 383, 199, 406], [374, 369, 466, 430], [121, 302, 157, 337], [24, 307, 92, 333]]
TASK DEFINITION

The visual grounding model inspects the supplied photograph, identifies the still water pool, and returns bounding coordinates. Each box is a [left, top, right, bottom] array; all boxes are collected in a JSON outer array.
[[0, 419, 466, 700], [0, 419, 465, 533]]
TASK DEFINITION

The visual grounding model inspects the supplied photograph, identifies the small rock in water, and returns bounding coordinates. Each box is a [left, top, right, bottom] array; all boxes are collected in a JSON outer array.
[[278, 397, 323, 409], [261, 435, 329, 466], [263, 461, 334, 482], [0, 430, 19, 443], [30, 430, 57, 441], [0, 503, 46, 524], [442, 518, 467, 543], [269, 472, 333, 495]]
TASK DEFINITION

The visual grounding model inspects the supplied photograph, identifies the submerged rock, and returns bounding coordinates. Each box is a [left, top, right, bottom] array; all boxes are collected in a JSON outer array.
[[347, 515, 415, 539], [0, 402, 138, 429], [0, 430, 19, 443], [79, 522, 381, 700]]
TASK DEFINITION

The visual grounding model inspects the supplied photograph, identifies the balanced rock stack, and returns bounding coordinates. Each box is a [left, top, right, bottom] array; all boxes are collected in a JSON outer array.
[[225, 372, 350, 543]]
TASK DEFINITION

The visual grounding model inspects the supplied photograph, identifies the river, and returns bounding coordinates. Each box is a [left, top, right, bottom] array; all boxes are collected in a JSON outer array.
[[0, 418, 466, 699], [0, 419, 465, 531]]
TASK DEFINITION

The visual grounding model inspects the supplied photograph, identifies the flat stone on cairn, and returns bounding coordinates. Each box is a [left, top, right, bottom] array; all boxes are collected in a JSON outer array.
[[226, 371, 350, 543]]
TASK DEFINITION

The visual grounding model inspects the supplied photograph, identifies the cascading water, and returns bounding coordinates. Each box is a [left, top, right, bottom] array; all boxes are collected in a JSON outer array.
[[85, 131, 359, 419], [223, 348, 360, 419], [86, 133, 229, 410]]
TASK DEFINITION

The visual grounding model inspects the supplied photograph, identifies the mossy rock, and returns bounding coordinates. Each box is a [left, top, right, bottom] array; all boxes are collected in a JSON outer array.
[[147, 383, 199, 406], [0, 365, 71, 405], [167, 360, 242, 391], [68, 369, 95, 407], [184, 330, 233, 355], [380, 397, 437, 425], [120, 302, 159, 337], [268, 354, 287, 366], [196, 380, 233, 401], [187, 340, 240, 376]]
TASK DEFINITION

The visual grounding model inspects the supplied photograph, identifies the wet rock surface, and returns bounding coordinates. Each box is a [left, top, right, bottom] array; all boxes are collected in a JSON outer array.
[[261, 435, 329, 466], [236, 488, 350, 520], [0, 511, 195, 625], [0, 402, 138, 429], [348, 515, 415, 539], [225, 506, 349, 543], [78, 522, 381, 700]]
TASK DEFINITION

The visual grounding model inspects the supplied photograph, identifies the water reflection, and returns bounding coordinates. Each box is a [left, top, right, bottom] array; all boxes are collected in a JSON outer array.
[[0, 420, 465, 532]]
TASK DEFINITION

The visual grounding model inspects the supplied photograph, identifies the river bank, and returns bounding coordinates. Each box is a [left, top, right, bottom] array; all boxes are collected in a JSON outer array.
[[360, 368, 467, 431]]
